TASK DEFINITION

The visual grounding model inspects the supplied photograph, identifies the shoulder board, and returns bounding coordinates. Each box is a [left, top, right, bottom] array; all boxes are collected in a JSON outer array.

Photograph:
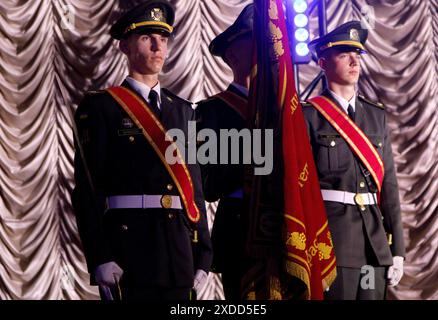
[[85, 89, 105, 96], [196, 95, 222, 105], [358, 94, 385, 109], [161, 88, 193, 105], [301, 101, 313, 107], [195, 98, 207, 105]]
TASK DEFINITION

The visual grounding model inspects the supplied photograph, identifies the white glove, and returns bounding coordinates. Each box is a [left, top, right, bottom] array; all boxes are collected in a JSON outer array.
[[94, 261, 123, 300], [193, 269, 208, 294], [387, 256, 404, 287]]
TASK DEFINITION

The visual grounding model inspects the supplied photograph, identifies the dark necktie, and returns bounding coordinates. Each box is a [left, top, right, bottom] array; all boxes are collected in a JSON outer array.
[[347, 104, 355, 122], [148, 90, 160, 114]]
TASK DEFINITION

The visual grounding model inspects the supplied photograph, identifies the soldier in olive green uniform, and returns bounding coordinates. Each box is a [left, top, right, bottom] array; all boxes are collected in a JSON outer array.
[[302, 21, 405, 300]]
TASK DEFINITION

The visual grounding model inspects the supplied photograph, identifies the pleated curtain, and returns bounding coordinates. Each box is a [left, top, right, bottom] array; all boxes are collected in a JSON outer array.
[[0, 0, 436, 299]]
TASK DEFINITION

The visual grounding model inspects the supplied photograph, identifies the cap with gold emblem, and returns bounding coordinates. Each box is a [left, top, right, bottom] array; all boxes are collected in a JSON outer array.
[[308, 21, 368, 58], [209, 4, 254, 58], [110, 0, 175, 40]]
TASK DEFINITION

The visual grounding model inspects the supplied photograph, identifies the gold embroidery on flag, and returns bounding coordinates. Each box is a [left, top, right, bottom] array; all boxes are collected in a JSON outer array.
[[268, 0, 279, 20], [306, 237, 334, 265], [290, 93, 299, 116], [286, 232, 306, 250], [269, 21, 284, 58], [317, 242, 333, 260], [298, 163, 309, 187]]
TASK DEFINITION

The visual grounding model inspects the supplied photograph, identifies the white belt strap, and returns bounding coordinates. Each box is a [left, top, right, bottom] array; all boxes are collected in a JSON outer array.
[[321, 189, 377, 206], [106, 195, 182, 210]]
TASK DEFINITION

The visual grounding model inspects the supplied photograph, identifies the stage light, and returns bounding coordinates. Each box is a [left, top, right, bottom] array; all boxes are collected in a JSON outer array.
[[294, 14, 308, 28], [293, 0, 308, 14], [288, 0, 311, 64], [296, 43, 310, 56], [295, 28, 309, 42]]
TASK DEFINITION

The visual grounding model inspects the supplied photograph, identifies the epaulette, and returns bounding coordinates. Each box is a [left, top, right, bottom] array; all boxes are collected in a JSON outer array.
[[85, 89, 105, 95], [301, 101, 312, 107], [195, 95, 219, 105], [194, 98, 206, 105], [162, 88, 193, 105], [358, 94, 385, 109]]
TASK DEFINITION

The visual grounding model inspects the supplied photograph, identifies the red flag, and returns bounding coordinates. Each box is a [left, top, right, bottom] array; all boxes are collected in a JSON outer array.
[[245, 0, 336, 300]]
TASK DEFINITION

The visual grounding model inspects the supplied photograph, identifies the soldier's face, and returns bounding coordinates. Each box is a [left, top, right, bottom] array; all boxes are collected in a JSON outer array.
[[320, 48, 362, 86], [122, 32, 169, 75]]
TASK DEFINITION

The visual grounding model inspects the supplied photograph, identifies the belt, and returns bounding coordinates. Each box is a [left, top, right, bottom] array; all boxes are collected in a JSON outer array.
[[321, 189, 377, 206], [227, 189, 243, 199], [106, 195, 182, 210]]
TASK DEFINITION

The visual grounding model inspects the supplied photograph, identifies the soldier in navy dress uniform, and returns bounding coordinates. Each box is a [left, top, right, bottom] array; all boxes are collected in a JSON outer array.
[[302, 21, 405, 300], [72, 0, 212, 300], [196, 4, 253, 300]]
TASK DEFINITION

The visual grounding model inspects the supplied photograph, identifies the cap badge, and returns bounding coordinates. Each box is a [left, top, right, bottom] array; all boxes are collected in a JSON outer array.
[[350, 29, 360, 41], [150, 8, 164, 21]]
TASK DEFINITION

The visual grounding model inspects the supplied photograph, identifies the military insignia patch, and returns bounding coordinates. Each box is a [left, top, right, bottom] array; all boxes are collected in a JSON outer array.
[[150, 8, 163, 21], [350, 28, 359, 41], [122, 118, 134, 128]]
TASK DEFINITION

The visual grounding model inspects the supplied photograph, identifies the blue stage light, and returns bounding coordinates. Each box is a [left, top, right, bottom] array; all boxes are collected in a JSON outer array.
[[296, 43, 310, 56], [293, 0, 308, 14], [295, 28, 309, 42], [294, 14, 308, 28], [288, 0, 311, 64]]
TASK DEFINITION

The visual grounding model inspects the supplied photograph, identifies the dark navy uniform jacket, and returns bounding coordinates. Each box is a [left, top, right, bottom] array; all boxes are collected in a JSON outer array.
[[302, 90, 405, 268], [196, 84, 248, 273], [72, 81, 212, 289]]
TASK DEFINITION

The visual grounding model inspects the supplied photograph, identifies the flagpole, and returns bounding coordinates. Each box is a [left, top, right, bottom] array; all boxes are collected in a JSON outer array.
[[318, 0, 327, 36], [294, 64, 300, 96], [318, 0, 328, 90], [284, 0, 300, 95]]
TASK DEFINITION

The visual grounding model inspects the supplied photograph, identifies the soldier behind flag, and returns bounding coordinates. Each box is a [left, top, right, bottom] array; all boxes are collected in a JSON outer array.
[[72, 0, 212, 300], [303, 21, 405, 300], [196, 4, 254, 300], [240, 0, 336, 300]]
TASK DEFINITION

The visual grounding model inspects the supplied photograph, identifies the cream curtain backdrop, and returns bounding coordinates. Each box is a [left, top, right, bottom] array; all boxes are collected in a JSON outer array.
[[0, 0, 436, 299]]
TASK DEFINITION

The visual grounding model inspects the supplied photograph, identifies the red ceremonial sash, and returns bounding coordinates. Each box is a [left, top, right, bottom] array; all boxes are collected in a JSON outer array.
[[106, 86, 200, 223], [213, 90, 249, 121], [307, 96, 385, 196]]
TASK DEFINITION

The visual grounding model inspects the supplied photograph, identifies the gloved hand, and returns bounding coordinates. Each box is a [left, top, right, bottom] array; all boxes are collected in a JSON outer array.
[[193, 269, 208, 294], [94, 261, 123, 300], [387, 256, 404, 287]]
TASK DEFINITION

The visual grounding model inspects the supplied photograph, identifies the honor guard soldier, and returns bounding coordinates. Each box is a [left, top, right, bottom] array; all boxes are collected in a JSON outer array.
[[196, 4, 253, 300], [72, 0, 212, 300], [302, 21, 405, 299]]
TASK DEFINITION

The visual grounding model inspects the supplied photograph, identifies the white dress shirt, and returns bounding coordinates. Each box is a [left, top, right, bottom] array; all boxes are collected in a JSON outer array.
[[329, 89, 356, 113], [126, 76, 162, 109]]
